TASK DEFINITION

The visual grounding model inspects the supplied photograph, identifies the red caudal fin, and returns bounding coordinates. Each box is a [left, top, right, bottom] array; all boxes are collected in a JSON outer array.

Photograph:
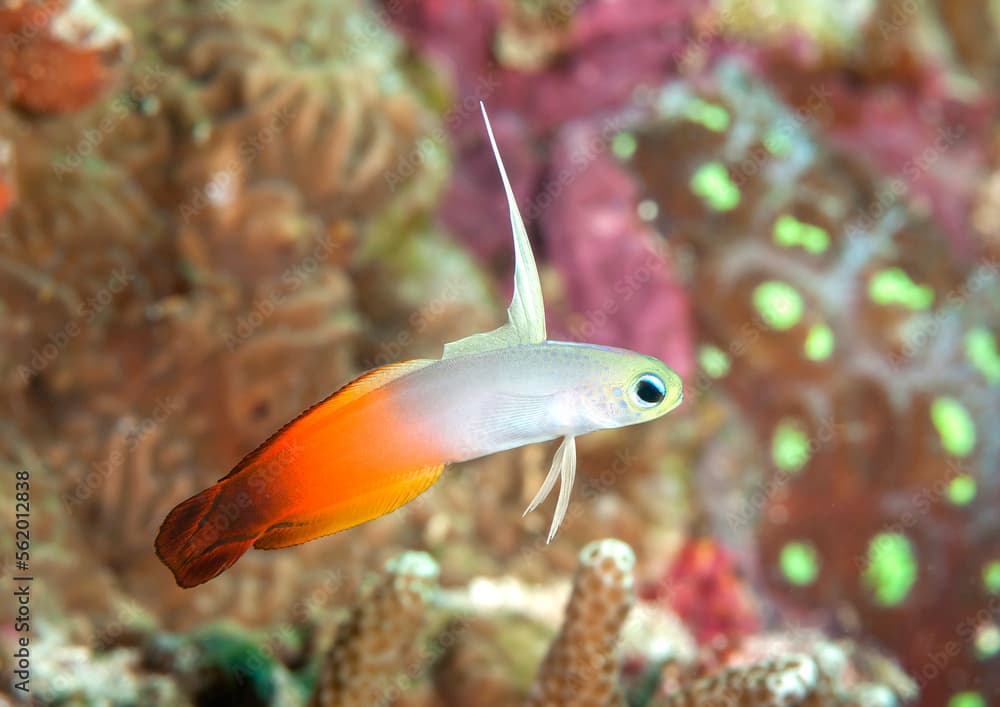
[[154, 481, 259, 588]]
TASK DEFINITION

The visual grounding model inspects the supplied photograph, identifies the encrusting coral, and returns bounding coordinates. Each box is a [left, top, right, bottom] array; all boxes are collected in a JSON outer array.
[[641, 536, 760, 647], [654, 654, 822, 707], [630, 61, 999, 706]]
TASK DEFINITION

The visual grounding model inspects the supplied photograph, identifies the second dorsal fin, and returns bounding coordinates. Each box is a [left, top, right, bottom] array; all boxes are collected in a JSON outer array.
[[219, 359, 435, 483]]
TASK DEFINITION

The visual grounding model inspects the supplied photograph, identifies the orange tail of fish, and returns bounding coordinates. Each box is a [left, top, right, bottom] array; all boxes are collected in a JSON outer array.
[[154, 480, 262, 588], [155, 359, 445, 588]]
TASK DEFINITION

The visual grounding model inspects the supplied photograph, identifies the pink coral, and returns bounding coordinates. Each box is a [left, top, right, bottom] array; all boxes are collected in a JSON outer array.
[[387, 0, 697, 376], [543, 125, 693, 377]]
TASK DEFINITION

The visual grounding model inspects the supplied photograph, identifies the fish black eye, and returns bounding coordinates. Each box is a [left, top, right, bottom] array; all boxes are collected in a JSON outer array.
[[633, 374, 666, 407]]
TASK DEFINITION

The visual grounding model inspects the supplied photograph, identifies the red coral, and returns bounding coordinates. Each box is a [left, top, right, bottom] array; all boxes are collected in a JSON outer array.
[[643, 538, 760, 646], [0, 0, 131, 114]]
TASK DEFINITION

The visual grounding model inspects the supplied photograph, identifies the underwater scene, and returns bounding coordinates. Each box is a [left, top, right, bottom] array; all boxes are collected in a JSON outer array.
[[2, 0, 999, 705]]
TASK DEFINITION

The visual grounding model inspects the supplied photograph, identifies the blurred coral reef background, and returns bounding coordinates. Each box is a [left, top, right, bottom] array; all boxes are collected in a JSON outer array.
[[1, 0, 998, 705]]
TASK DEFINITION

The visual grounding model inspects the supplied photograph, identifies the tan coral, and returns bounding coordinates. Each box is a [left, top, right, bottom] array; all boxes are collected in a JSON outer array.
[[654, 654, 822, 707], [0, 136, 13, 217], [652, 647, 905, 707], [0, 0, 448, 632], [971, 168, 1000, 257], [432, 618, 526, 707], [310, 551, 441, 707], [525, 538, 635, 707]]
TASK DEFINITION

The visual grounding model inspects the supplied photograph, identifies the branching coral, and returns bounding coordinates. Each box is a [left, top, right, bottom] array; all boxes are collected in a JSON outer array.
[[4, 538, 910, 706], [631, 62, 1000, 706], [525, 538, 635, 707], [274, 539, 909, 706], [310, 551, 440, 707]]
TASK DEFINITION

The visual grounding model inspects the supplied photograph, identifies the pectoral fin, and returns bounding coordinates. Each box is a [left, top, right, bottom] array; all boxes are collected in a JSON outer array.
[[523, 435, 576, 543], [443, 103, 546, 359]]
